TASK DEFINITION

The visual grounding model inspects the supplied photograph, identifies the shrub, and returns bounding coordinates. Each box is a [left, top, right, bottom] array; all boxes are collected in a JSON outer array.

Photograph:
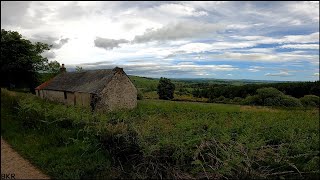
[[300, 95, 320, 107], [232, 97, 243, 104], [242, 95, 261, 105], [137, 90, 144, 100], [157, 77, 175, 100], [278, 95, 302, 107], [245, 87, 303, 107], [264, 96, 282, 107], [257, 87, 284, 101]]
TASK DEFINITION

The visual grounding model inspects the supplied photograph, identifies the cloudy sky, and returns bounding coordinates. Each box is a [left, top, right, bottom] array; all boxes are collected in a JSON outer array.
[[1, 1, 319, 81]]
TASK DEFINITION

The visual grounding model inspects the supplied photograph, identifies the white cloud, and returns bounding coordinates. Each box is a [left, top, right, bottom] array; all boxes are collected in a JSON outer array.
[[41, 51, 56, 59], [210, 52, 318, 63], [133, 21, 224, 43], [155, 3, 208, 17], [265, 71, 293, 77], [177, 43, 212, 53], [1, 1, 319, 80], [226, 24, 252, 30], [210, 41, 257, 49], [282, 32, 319, 43], [279, 44, 319, 50], [248, 68, 260, 72], [286, 1, 319, 23], [232, 32, 319, 44]]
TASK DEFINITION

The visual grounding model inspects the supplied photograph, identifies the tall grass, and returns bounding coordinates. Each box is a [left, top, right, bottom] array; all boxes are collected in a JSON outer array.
[[1, 89, 114, 179], [1, 89, 319, 179]]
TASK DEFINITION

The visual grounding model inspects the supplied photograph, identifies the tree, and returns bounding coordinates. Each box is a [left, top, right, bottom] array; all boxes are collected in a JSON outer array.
[[38, 60, 61, 84], [75, 66, 84, 72], [46, 60, 61, 74], [300, 95, 320, 107], [1, 29, 51, 91], [242, 87, 302, 107], [157, 77, 175, 100]]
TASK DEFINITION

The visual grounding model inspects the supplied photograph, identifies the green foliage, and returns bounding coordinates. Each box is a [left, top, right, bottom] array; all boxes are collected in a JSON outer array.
[[242, 95, 261, 105], [129, 76, 158, 92], [137, 89, 144, 100], [1, 29, 51, 90], [176, 88, 190, 96], [45, 60, 61, 74], [242, 87, 303, 107], [1, 90, 319, 179], [1, 90, 112, 179], [193, 81, 320, 99], [277, 95, 302, 107], [300, 95, 320, 107], [232, 97, 243, 104], [157, 77, 175, 100], [75, 66, 84, 72], [257, 87, 284, 100], [192, 88, 201, 98]]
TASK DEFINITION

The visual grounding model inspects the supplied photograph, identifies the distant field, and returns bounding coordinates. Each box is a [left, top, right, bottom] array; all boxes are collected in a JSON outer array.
[[1, 89, 319, 179], [129, 75, 158, 90], [129, 75, 208, 102]]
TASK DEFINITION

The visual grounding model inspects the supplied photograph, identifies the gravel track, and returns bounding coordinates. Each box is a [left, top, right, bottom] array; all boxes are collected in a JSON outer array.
[[1, 137, 50, 179]]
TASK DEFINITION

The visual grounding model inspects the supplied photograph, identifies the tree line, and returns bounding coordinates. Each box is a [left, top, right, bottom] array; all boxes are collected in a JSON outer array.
[[191, 81, 320, 99]]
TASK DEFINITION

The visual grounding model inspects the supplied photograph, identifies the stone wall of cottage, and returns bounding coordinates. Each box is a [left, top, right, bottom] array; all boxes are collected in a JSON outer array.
[[36, 90, 91, 107], [97, 72, 137, 112]]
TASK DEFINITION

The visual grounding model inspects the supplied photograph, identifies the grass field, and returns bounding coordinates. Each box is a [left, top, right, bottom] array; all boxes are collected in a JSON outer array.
[[1, 89, 319, 179]]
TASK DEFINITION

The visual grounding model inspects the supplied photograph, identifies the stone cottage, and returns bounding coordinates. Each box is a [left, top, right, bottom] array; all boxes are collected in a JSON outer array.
[[35, 67, 137, 112]]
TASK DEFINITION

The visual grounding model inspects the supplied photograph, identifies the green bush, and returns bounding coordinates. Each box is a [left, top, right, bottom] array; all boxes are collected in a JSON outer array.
[[232, 97, 243, 104], [242, 95, 261, 105], [243, 88, 303, 107], [278, 95, 303, 107], [157, 77, 175, 100], [137, 90, 144, 100], [300, 95, 320, 107], [257, 87, 284, 100]]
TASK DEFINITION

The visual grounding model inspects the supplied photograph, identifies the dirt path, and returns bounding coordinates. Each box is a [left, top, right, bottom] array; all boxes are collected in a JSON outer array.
[[1, 137, 50, 179]]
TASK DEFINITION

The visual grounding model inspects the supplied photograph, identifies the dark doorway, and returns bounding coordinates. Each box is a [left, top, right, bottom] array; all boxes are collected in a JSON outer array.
[[90, 94, 99, 111]]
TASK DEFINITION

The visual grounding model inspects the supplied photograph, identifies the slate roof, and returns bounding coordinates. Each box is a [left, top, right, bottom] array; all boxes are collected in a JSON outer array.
[[36, 67, 123, 94]]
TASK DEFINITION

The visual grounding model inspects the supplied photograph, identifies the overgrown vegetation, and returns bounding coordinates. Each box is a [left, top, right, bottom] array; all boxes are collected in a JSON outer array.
[[241, 87, 303, 107], [157, 77, 175, 100], [192, 81, 320, 99], [130, 76, 319, 108], [1, 29, 61, 92], [1, 89, 319, 179]]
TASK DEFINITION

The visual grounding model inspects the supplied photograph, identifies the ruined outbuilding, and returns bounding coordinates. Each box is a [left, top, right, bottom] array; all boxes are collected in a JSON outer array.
[[35, 67, 137, 112]]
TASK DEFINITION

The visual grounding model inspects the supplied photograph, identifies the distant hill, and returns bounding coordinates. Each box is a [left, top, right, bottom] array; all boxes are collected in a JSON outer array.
[[128, 75, 290, 88], [128, 75, 158, 90]]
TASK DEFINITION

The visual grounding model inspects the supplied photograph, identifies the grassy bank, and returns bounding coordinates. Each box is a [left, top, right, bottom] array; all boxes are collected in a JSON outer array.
[[1, 89, 319, 179], [1, 89, 114, 179]]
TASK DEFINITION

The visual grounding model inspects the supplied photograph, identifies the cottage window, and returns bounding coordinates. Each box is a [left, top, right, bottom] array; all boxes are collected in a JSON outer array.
[[64, 91, 67, 99]]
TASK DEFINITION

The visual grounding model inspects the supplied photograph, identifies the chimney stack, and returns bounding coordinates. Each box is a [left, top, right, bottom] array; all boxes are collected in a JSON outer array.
[[113, 67, 123, 73], [60, 63, 66, 73]]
